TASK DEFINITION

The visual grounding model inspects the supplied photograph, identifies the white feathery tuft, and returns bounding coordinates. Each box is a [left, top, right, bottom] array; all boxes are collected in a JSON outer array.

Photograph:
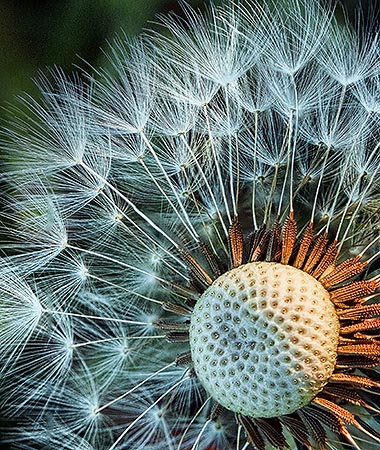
[[1, 1, 380, 449]]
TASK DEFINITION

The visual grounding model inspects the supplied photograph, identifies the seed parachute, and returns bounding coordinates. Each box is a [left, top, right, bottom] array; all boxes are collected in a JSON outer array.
[[1, 1, 380, 449]]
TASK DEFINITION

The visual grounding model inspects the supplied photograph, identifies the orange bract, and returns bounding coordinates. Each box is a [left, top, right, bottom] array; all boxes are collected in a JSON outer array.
[[167, 212, 380, 450]]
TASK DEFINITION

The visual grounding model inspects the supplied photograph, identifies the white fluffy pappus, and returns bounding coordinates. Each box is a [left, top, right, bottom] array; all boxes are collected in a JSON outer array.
[[1, 1, 380, 449]]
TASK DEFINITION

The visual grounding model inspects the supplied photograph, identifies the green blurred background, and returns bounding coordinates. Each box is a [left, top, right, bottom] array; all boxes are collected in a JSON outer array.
[[0, 0, 372, 112], [0, 0, 207, 111]]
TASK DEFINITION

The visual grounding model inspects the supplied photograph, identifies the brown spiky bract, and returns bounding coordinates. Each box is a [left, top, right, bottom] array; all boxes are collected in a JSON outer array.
[[165, 213, 380, 450]]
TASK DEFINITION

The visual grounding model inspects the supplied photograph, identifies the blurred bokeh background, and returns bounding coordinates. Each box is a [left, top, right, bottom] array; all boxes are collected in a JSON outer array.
[[0, 0, 373, 114], [0, 0, 208, 112]]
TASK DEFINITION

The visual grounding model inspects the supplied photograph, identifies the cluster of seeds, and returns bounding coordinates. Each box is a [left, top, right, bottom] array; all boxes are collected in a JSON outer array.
[[2, 0, 380, 448], [189, 262, 340, 417]]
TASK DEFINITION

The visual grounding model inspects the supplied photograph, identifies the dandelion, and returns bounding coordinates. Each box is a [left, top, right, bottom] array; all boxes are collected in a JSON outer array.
[[1, 1, 380, 449]]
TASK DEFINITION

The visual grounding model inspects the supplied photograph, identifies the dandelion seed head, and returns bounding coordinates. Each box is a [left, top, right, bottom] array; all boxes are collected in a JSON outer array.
[[2, 0, 380, 449], [189, 261, 340, 418]]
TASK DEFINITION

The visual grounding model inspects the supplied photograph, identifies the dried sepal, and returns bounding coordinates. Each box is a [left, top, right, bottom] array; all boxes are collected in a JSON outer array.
[[181, 250, 213, 287], [303, 233, 328, 273], [237, 414, 266, 450], [229, 216, 244, 268], [281, 212, 297, 265], [293, 222, 314, 269], [255, 418, 289, 449], [319, 256, 367, 288], [330, 280, 379, 304]]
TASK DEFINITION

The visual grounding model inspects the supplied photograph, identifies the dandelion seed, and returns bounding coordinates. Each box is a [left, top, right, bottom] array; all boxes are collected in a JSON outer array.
[[1, 1, 380, 449]]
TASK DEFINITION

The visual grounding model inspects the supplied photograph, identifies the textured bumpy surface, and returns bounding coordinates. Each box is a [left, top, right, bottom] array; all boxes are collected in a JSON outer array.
[[3, 0, 380, 448], [189, 262, 340, 417]]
